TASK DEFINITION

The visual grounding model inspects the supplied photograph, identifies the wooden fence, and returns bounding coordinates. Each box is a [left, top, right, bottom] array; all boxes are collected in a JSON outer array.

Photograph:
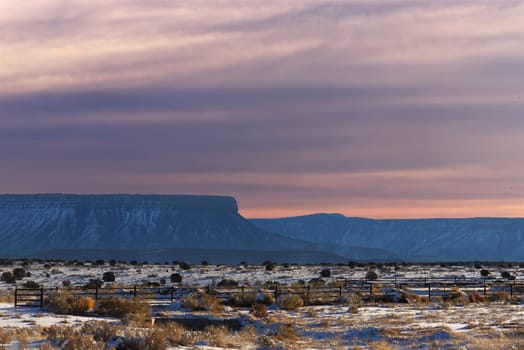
[[13, 277, 524, 308]]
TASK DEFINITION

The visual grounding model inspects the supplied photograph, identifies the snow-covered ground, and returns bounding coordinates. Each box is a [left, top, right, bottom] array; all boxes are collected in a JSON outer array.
[[1, 261, 520, 290], [0, 261, 523, 349]]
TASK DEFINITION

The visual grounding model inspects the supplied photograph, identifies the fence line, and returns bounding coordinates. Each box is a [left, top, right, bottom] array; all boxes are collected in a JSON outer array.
[[13, 278, 524, 308]]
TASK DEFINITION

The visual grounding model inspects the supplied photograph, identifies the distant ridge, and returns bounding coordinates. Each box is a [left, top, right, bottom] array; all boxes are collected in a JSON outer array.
[[251, 213, 524, 262]]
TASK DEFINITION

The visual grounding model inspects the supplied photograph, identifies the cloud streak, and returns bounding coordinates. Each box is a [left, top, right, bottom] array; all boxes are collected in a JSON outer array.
[[1, 0, 524, 218]]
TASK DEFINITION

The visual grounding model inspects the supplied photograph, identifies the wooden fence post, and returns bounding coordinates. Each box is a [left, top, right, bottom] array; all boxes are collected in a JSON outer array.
[[133, 285, 137, 298], [40, 287, 44, 308], [428, 284, 431, 299], [14, 287, 17, 308], [274, 286, 279, 299], [241, 286, 245, 302], [483, 280, 487, 296], [369, 283, 373, 298], [95, 286, 98, 301], [170, 286, 174, 302]]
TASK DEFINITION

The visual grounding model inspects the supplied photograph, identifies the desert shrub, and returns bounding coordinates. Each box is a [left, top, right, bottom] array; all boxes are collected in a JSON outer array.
[[205, 326, 233, 348], [22, 280, 40, 289], [1, 271, 15, 284], [81, 321, 118, 342], [114, 328, 173, 350], [102, 271, 115, 282], [43, 325, 77, 343], [0, 328, 13, 344], [217, 279, 238, 287], [308, 278, 325, 287], [366, 271, 378, 281], [96, 297, 151, 320], [13, 268, 26, 280], [45, 291, 95, 315], [182, 296, 199, 310], [72, 297, 96, 314], [117, 331, 145, 350], [158, 323, 189, 346], [480, 269, 490, 278], [0, 289, 14, 303], [264, 261, 276, 271], [226, 293, 256, 307], [277, 295, 304, 311], [320, 269, 331, 278], [469, 293, 488, 303], [182, 293, 224, 313], [398, 291, 427, 304], [84, 279, 104, 289], [0, 259, 13, 266], [201, 260, 209, 266], [179, 262, 191, 270], [490, 290, 510, 302], [250, 303, 268, 318], [94, 259, 105, 266], [275, 324, 299, 341], [62, 334, 105, 350], [446, 287, 469, 305], [200, 293, 224, 313], [170, 273, 182, 283], [257, 292, 275, 306], [144, 328, 168, 350], [62, 280, 73, 288]]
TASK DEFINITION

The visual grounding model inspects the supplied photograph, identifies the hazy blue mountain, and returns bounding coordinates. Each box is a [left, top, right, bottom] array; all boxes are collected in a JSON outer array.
[[251, 213, 524, 262], [0, 194, 358, 263]]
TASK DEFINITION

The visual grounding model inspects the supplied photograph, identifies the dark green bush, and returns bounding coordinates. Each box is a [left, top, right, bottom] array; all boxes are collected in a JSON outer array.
[[1, 272, 15, 284], [22, 280, 40, 289], [217, 279, 238, 287], [179, 262, 191, 270], [102, 271, 115, 282], [365, 271, 378, 281], [170, 273, 182, 283], [13, 268, 26, 280], [320, 269, 331, 278]]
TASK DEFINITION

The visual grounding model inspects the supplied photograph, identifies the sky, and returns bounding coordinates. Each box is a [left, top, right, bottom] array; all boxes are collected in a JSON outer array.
[[1, 0, 524, 218]]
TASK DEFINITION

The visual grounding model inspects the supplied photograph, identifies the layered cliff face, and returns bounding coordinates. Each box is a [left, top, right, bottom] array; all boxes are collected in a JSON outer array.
[[0, 194, 306, 259], [251, 214, 524, 262]]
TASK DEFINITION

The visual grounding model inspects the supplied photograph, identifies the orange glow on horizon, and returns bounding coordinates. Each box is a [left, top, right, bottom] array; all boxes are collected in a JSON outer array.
[[240, 200, 524, 219]]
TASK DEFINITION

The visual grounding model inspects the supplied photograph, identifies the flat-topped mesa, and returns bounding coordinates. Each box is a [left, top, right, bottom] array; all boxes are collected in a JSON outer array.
[[0, 194, 239, 213], [0, 193, 331, 262]]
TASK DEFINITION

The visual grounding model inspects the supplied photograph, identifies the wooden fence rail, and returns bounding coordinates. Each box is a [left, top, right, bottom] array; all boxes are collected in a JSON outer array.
[[13, 278, 524, 308]]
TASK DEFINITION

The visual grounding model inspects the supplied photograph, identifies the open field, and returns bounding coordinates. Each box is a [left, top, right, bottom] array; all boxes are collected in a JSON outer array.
[[1, 260, 524, 349]]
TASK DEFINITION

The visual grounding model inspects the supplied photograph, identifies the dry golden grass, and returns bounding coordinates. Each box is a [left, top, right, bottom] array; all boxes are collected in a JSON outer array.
[[95, 297, 151, 321], [182, 293, 224, 314], [0, 290, 14, 303], [277, 294, 304, 311], [250, 303, 268, 318], [45, 291, 96, 316]]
